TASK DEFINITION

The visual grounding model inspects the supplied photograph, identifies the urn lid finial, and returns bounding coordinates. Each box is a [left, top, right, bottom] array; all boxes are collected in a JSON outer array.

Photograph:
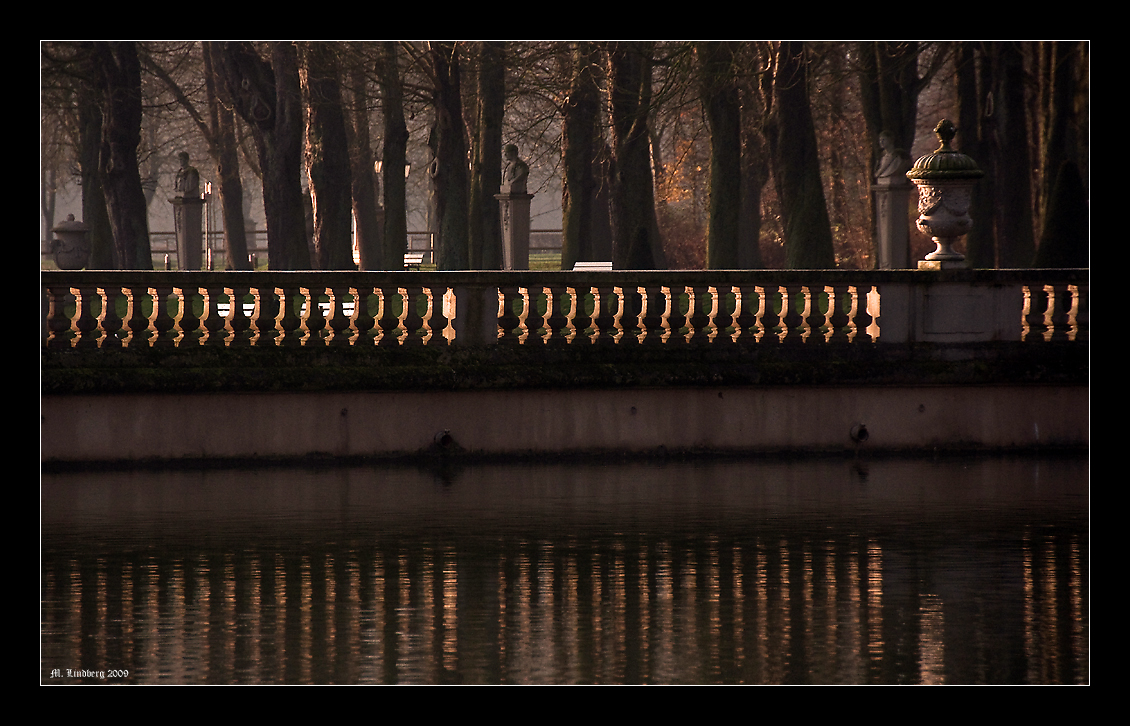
[[906, 119, 984, 180]]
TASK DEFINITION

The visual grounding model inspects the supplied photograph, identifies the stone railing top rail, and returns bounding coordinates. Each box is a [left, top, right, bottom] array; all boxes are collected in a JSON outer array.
[[41, 268, 1090, 285]]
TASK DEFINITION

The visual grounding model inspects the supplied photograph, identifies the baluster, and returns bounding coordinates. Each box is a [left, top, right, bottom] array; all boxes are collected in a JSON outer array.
[[442, 287, 459, 344], [759, 286, 783, 343], [375, 286, 404, 346], [1023, 285, 1050, 342], [44, 285, 73, 349], [497, 286, 523, 344], [250, 287, 279, 347], [803, 285, 827, 344], [300, 287, 328, 345], [1071, 284, 1088, 342], [224, 286, 252, 347], [1047, 284, 1073, 342], [97, 287, 124, 348], [861, 286, 880, 342], [322, 285, 352, 347], [172, 286, 202, 347], [563, 286, 583, 343], [706, 286, 728, 343], [71, 284, 100, 349], [777, 284, 805, 344], [349, 287, 377, 346], [660, 286, 683, 344], [686, 285, 714, 343], [544, 285, 573, 345], [274, 285, 304, 347], [730, 285, 759, 343], [590, 286, 618, 344], [148, 285, 177, 348], [514, 287, 533, 344], [401, 286, 425, 346], [120, 286, 150, 348], [199, 284, 228, 346], [616, 286, 642, 344], [570, 286, 595, 343], [826, 285, 852, 343], [522, 287, 548, 344], [421, 285, 450, 345], [639, 286, 666, 345]]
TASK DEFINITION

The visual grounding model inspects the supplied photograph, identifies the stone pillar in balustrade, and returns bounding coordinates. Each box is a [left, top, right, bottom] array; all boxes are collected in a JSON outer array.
[[872, 131, 913, 269], [906, 119, 984, 271], [171, 152, 204, 270], [496, 144, 534, 270]]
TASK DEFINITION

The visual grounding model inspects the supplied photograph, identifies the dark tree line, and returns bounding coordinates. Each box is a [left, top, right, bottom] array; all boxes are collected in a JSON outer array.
[[42, 41, 1088, 272]]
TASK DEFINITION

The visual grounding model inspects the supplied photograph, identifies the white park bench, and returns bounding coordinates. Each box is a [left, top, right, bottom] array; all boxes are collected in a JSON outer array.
[[572, 261, 613, 271], [404, 252, 425, 269]]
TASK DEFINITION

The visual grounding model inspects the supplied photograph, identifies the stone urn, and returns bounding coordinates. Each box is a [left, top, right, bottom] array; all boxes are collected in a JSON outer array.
[[51, 214, 91, 270], [906, 119, 984, 266]]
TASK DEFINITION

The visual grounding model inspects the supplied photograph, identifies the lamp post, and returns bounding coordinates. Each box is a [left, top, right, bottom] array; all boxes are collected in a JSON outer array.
[[907, 119, 984, 270]]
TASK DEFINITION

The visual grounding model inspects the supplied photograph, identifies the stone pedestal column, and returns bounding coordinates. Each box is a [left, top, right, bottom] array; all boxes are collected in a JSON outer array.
[[872, 179, 912, 269], [172, 196, 205, 271], [496, 192, 534, 270]]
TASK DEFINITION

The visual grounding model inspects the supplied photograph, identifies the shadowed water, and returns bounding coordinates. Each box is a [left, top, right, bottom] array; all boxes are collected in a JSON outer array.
[[41, 455, 1087, 684]]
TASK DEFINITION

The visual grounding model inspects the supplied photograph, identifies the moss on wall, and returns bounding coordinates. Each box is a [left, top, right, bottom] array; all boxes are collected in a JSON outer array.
[[42, 341, 1088, 396]]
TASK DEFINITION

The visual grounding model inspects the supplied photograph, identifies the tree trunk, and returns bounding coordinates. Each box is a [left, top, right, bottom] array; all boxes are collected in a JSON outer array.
[[697, 42, 741, 269], [561, 42, 601, 269], [857, 42, 920, 156], [220, 41, 309, 270], [1037, 41, 1081, 245], [607, 42, 665, 270], [92, 41, 152, 270], [345, 50, 382, 271], [76, 66, 116, 269], [767, 42, 835, 269], [469, 41, 505, 270], [990, 42, 1036, 268], [379, 42, 409, 270], [737, 80, 767, 269], [300, 42, 354, 270], [202, 42, 249, 270], [956, 43, 995, 268], [430, 43, 470, 270]]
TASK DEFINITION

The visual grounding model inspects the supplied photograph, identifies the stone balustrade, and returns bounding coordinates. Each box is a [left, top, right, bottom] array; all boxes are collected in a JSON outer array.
[[42, 269, 1088, 351]]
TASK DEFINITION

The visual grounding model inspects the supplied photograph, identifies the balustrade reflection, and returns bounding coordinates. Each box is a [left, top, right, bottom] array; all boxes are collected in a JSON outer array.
[[42, 528, 1087, 685], [42, 271, 1089, 350]]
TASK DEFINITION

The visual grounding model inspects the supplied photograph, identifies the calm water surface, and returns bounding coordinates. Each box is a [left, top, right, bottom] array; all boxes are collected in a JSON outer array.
[[41, 455, 1088, 684]]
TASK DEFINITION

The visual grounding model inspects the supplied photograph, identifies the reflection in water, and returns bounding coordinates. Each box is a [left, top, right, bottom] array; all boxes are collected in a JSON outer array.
[[41, 456, 1087, 684]]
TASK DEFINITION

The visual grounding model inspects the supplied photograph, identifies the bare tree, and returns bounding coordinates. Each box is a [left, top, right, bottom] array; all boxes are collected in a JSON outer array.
[[300, 41, 354, 269], [561, 42, 604, 269], [428, 42, 470, 270], [378, 42, 410, 270], [607, 42, 665, 269], [763, 41, 835, 269], [219, 41, 310, 270], [696, 42, 741, 269], [468, 41, 506, 270], [343, 44, 382, 271], [92, 41, 153, 269]]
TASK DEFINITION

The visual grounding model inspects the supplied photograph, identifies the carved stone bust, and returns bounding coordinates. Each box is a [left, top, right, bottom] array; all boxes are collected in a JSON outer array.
[[174, 151, 201, 199], [502, 144, 529, 195], [875, 132, 911, 186]]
